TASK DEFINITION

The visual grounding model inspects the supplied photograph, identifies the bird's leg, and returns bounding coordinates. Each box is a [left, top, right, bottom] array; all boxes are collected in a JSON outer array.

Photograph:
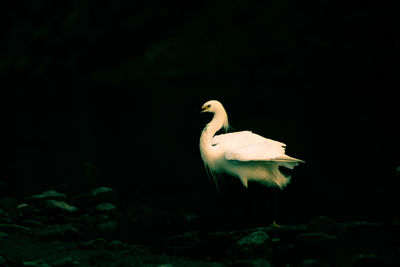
[[269, 187, 280, 227]]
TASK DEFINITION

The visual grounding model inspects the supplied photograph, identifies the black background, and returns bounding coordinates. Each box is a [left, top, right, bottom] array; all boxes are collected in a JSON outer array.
[[3, 0, 400, 228]]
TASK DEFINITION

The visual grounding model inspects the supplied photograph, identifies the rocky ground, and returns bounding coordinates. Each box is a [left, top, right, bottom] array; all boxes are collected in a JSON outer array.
[[0, 187, 399, 266]]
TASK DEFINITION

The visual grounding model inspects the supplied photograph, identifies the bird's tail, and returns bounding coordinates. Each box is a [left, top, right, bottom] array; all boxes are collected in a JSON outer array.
[[271, 156, 304, 189], [273, 168, 291, 190]]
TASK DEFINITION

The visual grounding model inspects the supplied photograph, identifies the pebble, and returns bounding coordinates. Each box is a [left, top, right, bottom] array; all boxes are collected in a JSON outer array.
[[0, 231, 9, 239], [80, 237, 107, 249], [0, 208, 11, 223], [52, 256, 80, 266], [91, 187, 118, 204], [95, 203, 117, 214], [45, 200, 78, 213], [0, 223, 31, 234], [37, 224, 81, 241], [298, 259, 330, 267], [352, 253, 382, 266], [164, 231, 200, 251], [97, 220, 118, 235], [228, 258, 272, 267], [0, 256, 5, 267], [27, 190, 67, 202], [22, 260, 51, 267], [308, 216, 345, 236], [234, 231, 272, 259]]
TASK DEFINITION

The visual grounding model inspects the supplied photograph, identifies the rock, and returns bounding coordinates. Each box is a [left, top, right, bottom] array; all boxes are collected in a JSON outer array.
[[308, 216, 345, 236], [228, 258, 272, 267], [164, 231, 200, 251], [91, 187, 118, 204], [298, 259, 330, 267], [0, 255, 6, 267], [106, 240, 128, 250], [71, 193, 93, 207], [89, 251, 116, 265], [37, 224, 81, 241], [352, 253, 382, 267], [127, 205, 154, 223], [52, 256, 80, 266], [156, 210, 198, 227], [20, 219, 45, 228], [17, 204, 46, 222], [95, 203, 117, 214], [45, 200, 78, 214], [296, 233, 338, 261], [22, 260, 51, 267], [0, 231, 9, 239], [17, 203, 29, 209], [276, 243, 295, 266], [80, 237, 107, 249], [297, 232, 337, 243], [97, 220, 118, 235], [27, 190, 67, 202], [233, 231, 272, 259], [0, 223, 31, 234], [0, 208, 11, 223]]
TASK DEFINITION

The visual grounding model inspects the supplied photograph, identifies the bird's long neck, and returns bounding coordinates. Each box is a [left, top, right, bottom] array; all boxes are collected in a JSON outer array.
[[200, 110, 228, 164]]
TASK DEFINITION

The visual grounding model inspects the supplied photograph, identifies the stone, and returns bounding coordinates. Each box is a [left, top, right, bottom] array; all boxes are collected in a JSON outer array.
[[89, 251, 116, 265], [91, 187, 118, 204], [80, 237, 107, 249], [20, 219, 45, 228], [233, 231, 272, 259], [22, 260, 51, 267], [298, 259, 330, 267], [17, 203, 29, 209], [352, 253, 382, 266], [274, 242, 296, 266], [297, 232, 337, 242], [127, 205, 154, 223], [17, 204, 46, 222], [0, 255, 5, 267], [37, 224, 81, 241], [45, 200, 78, 213], [97, 220, 118, 235], [0, 231, 9, 239], [107, 240, 128, 250], [296, 233, 338, 260], [228, 258, 272, 267], [52, 256, 80, 266], [0, 223, 31, 234], [27, 190, 67, 202], [95, 203, 117, 214], [308, 216, 345, 236], [164, 231, 200, 251], [0, 208, 11, 223]]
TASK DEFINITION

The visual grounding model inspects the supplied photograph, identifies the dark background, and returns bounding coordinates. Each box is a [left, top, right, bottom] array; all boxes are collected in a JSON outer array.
[[2, 0, 399, 228]]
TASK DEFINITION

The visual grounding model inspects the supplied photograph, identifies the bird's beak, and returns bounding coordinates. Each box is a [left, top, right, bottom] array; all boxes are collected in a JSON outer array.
[[201, 105, 208, 112]]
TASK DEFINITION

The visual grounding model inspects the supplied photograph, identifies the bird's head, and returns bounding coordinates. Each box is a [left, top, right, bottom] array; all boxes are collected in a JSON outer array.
[[201, 100, 223, 113], [201, 100, 229, 132]]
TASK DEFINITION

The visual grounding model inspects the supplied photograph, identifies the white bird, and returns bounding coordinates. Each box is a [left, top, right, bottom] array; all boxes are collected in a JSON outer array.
[[199, 100, 305, 191]]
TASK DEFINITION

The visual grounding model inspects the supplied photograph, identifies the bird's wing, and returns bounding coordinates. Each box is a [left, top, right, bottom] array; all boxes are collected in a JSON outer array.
[[212, 131, 298, 162], [212, 131, 286, 149], [225, 142, 301, 162]]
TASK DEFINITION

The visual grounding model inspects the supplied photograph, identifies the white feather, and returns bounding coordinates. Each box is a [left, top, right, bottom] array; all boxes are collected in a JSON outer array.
[[199, 100, 304, 190]]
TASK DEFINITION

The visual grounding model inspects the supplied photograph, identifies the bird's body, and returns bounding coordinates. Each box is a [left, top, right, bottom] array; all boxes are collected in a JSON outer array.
[[200, 100, 304, 189]]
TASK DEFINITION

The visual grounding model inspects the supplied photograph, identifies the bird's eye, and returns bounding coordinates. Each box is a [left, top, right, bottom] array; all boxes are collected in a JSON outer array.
[[202, 104, 211, 111]]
